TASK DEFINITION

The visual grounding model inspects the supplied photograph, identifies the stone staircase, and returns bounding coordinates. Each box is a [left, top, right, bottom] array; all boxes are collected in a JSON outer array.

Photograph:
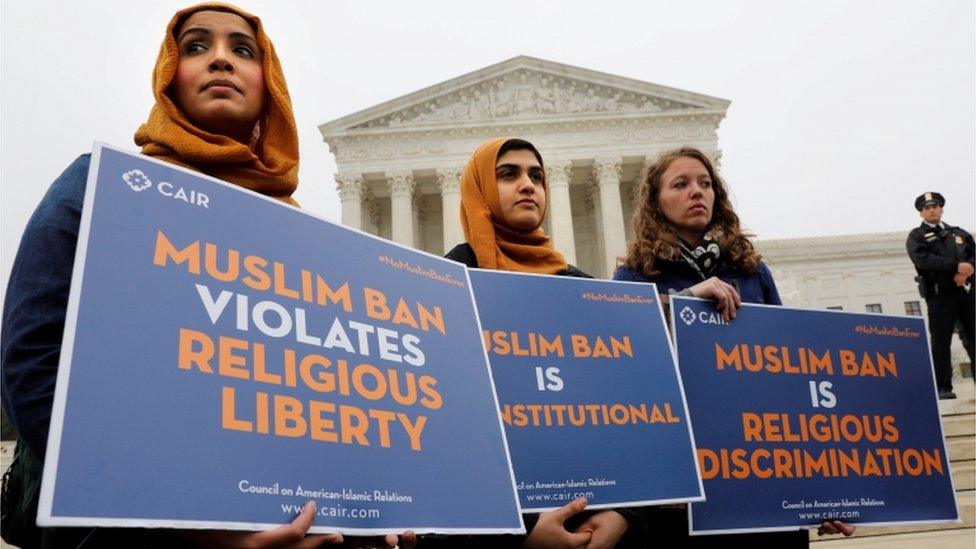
[[812, 380, 976, 548]]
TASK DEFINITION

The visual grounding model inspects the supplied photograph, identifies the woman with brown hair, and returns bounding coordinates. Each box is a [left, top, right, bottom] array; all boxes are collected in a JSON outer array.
[[1, 4, 413, 547], [613, 146, 854, 544], [614, 147, 775, 318]]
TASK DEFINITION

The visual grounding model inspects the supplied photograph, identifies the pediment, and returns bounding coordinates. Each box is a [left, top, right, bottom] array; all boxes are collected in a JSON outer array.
[[320, 56, 729, 135]]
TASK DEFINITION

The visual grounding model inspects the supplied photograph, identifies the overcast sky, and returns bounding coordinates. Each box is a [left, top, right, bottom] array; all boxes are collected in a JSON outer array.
[[2, 0, 974, 299]]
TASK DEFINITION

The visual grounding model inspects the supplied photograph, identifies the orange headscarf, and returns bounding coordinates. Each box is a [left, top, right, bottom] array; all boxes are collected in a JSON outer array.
[[460, 138, 568, 274], [134, 2, 298, 205]]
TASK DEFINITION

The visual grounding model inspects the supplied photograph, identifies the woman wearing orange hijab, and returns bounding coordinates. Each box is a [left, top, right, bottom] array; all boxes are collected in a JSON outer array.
[[445, 137, 582, 277], [1, 5, 415, 548], [439, 138, 647, 548]]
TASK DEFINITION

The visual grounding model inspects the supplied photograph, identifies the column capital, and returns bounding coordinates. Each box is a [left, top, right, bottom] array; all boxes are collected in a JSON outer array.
[[642, 154, 656, 172], [335, 174, 363, 200], [435, 166, 464, 194], [545, 160, 573, 187], [386, 170, 415, 198], [592, 157, 622, 182], [711, 150, 723, 170]]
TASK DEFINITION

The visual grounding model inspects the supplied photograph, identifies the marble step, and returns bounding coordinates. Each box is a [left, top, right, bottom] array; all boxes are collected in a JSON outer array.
[[947, 435, 975, 462], [811, 527, 975, 548], [809, 489, 974, 541], [942, 413, 975, 437], [951, 460, 975, 491], [939, 394, 976, 416]]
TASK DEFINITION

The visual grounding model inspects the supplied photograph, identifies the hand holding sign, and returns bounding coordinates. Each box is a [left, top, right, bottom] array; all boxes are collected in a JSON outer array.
[[522, 497, 592, 549], [687, 276, 741, 321]]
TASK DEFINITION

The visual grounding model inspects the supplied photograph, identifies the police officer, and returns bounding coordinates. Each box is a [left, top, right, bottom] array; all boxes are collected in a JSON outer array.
[[906, 192, 975, 399]]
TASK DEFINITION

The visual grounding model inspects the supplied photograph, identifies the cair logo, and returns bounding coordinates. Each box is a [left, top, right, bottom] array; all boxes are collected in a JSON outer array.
[[123, 169, 151, 192], [680, 305, 730, 327], [122, 169, 210, 208]]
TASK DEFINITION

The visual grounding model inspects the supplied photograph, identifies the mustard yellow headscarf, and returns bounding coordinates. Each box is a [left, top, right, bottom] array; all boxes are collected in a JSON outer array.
[[460, 137, 568, 274], [134, 2, 298, 205]]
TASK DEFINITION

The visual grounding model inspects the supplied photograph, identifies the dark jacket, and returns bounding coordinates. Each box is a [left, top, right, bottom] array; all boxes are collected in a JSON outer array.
[[445, 243, 592, 279], [613, 257, 810, 548], [613, 257, 781, 305], [906, 222, 975, 298], [434, 243, 651, 548]]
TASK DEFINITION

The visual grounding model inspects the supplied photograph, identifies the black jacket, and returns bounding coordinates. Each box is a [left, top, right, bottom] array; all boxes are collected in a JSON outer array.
[[906, 223, 975, 298], [445, 243, 592, 279], [431, 244, 652, 548]]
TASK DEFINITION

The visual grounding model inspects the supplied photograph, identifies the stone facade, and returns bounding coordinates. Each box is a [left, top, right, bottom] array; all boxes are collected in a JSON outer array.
[[319, 56, 729, 278]]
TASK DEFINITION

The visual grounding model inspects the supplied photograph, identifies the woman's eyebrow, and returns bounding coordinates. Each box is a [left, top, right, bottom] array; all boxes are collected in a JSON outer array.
[[230, 31, 258, 44], [178, 27, 210, 42], [177, 27, 257, 45]]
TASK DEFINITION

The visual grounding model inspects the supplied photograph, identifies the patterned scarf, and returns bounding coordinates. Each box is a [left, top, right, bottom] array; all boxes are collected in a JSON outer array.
[[678, 232, 721, 280]]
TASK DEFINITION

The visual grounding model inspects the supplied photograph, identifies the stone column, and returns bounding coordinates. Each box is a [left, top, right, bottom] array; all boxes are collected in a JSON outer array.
[[362, 189, 380, 235], [387, 170, 415, 246], [587, 182, 605, 278], [336, 174, 363, 229], [437, 167, 464, 252], [545, 160, 577, 265], [412, 193, 426, 251], [593, 157, 626, 278]]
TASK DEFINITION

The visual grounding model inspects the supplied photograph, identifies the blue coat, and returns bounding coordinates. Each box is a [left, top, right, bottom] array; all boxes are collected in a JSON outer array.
[[613, 257, 810, 547], [613, 258, 782, 305], [2, 155, 90, 460]]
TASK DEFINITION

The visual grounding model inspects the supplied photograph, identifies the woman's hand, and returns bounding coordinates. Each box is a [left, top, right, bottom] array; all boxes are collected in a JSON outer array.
[[183, 501, 344, 548], [817, 520, 856, 537], [521, 497, 592, 549], [574, 510, 628, 549], [688, 277, 741, 321]]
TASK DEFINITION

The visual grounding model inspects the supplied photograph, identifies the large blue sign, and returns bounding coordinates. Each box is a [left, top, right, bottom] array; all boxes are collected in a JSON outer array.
[[468, 270, 704, 511], [37, 144, 524, 534], [671, 297, 959, 534]]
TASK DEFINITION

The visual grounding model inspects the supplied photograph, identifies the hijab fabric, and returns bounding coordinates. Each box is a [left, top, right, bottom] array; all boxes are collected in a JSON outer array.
[[134, 2, 299, 205], [460, 138, 568, 274]]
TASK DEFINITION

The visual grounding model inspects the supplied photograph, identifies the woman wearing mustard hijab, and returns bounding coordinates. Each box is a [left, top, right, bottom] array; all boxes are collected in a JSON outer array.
[[445, 137, 584, 277], [439, 138, 648, 548], [0, 4, 415, 548]]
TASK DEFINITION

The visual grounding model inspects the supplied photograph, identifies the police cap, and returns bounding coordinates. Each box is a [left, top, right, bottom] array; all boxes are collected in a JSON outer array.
[[914, 191, 945, 211]]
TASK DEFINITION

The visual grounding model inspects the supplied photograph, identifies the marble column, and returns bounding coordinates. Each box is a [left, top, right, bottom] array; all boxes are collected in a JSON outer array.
[[593, 157, 626, 278], [336, 174, 363, 229], [545, 160, 577, 265], [437, 167, 463, 252], [387, 170, 415, 246], [362, 189, 380, 235], [587, 181, 605, 278], [412, 193, 426, 251]]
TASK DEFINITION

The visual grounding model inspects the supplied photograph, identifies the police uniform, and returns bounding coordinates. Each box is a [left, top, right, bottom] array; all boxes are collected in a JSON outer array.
[[906, 192, 975, 397]]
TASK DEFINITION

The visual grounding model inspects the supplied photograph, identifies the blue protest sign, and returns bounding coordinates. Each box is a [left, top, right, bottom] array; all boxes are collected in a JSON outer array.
[[37, 144, 523, 534], [468, 270, 704, 512], [671, 297, 959, 534]]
